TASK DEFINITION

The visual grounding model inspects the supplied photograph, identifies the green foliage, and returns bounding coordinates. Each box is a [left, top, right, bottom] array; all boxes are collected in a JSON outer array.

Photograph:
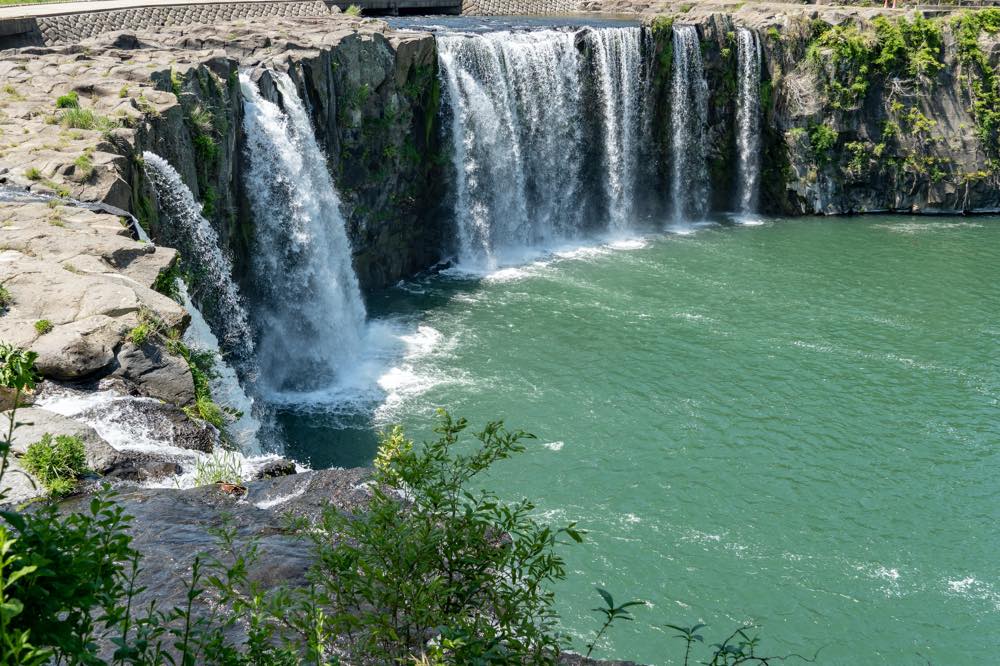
[[808, 15, 946, 110], [152, 263, 183, 302], [344, 3, 362, 16], [586, 588, 644, 658], [872, 15, 944, 79], [73, 153, 94, 181], [210, 412, 584, 664], [649, 15, 675, 39], [953, 9, 1000, 155], [60, 108, 118, 133], [24, 167, 41, 181], [188, 104, 214, 135], [55, 91, 79, 109], [0, 527, 51, 665], [1, 491, 137, 661], [118, 85, 129, 99], [193, 450, 243, 486], [169, 338, 226, 429], [170, 69, 184, 97], [807, 23, 874, 108], [127, 322, 150, 346], [192, 133, 219, 167], [33, 320, 53, 335], [22, 433, 87, 496], [809, 123, 839, 161], [0, 345, 37, 395]]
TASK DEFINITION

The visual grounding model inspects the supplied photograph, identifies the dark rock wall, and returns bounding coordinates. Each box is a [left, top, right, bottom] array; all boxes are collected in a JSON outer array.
[[651, 10, 1000, 215]]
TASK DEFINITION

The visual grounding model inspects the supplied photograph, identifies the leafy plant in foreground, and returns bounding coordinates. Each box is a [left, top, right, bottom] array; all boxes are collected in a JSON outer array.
[[208, 411, 585, 664], [586, 587, 644, 658]]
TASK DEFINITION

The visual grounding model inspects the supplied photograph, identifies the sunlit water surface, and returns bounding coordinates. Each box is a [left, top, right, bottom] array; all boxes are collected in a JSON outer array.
[[279, 216, 999, 664]]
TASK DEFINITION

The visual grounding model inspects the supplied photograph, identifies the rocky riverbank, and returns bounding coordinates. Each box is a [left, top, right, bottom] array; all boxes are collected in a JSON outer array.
[[0, 12, 445, 497]]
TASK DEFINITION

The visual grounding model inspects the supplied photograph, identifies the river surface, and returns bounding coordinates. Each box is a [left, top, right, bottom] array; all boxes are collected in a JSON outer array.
[[279, 215, 999, 664]]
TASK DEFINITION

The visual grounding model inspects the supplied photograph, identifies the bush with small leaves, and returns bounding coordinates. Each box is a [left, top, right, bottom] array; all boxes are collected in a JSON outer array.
[[127, 322, 150, 346], [55, 91, 79, 109], [22, 433, 87, 496], [33, 320, 53, 335], [344, 4, 362, 16]]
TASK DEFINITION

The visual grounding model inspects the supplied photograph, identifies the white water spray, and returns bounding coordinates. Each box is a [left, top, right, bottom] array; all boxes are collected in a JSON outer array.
[[240, 72, 367, 394], [735, 27, 762, 214], [670, 25, 709, 224], [178, 280, 261, 451], [438, 27, 645, 267], [142, 152, 254, 363]]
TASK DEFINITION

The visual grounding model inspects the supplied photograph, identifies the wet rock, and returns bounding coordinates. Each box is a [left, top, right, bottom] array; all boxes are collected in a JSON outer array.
[[56, 394, 216, 453], [7, 407, 118, 472], [112, 341, 196, 406], [253, 458, 297, 480], [59, 468, 371, 616], [101, 454, 184, 482]]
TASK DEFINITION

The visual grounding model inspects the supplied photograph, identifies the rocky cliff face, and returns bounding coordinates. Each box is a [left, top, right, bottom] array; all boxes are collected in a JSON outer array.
[[642, 2, 1000, 214], [0, 15, 444, 493]]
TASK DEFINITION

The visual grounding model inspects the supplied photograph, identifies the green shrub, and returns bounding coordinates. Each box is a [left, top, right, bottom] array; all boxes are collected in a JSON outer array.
[[809, 123, 839, 161], [953, 9, 1000, 155], [0, 284, 11, 310], [227, 411, 584, 663], [22, 433, 87, 496], [33, 320, 53, 335], [24, 167, 41, 181], [152, 262, 183, 302], [54, 91, 79, 109], [344, 3, 362, 16], [127, 322, 150, 346]]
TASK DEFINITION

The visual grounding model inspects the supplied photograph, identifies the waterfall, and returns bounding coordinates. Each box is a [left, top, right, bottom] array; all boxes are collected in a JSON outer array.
[[142, 152, 254, 364], [240, 72, 367, 394], [669, 25, 709, 224], [438, 27, 644, 267], [178, 280, 261, 451], [736, 27, 762, 215], [589, 27, 644, 232]]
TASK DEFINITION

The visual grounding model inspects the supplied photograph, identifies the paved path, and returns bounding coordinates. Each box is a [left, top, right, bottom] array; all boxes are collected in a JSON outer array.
[[0, 0, 297, 19], [0, 0, 460, 20]]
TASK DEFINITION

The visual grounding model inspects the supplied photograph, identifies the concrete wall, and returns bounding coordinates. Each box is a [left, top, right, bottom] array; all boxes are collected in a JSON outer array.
[[2, 1, 333, 47], [462, 0, 582, 15]]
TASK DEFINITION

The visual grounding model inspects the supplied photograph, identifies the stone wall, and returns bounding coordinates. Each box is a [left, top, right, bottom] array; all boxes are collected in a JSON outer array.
[[462, 0, 581, 15], [3, 1, 333, 48]]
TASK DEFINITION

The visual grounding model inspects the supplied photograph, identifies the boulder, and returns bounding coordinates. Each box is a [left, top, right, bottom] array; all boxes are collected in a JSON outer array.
[[31, 315, 124, 381], [6, 406, 119, 473], [112, 341, 196, 406], [253, 458, 298, 480]]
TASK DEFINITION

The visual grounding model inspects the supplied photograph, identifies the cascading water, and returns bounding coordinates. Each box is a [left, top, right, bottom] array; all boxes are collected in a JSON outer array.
[[177, 280, 261, 450], [589, 27, 644, 232], [142, 152, 254, 363], [735, 27, 762, 215], [240, 72, 367, 394], [438, 27, 644, 267], [669, 25, 709, 224]]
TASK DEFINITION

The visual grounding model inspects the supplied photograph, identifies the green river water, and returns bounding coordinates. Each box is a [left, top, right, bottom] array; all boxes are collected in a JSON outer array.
[[287, 216, 999, 664]]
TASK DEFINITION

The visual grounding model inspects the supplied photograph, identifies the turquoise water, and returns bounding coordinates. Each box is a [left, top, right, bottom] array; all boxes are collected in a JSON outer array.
[[299, 216, 999, 664]]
